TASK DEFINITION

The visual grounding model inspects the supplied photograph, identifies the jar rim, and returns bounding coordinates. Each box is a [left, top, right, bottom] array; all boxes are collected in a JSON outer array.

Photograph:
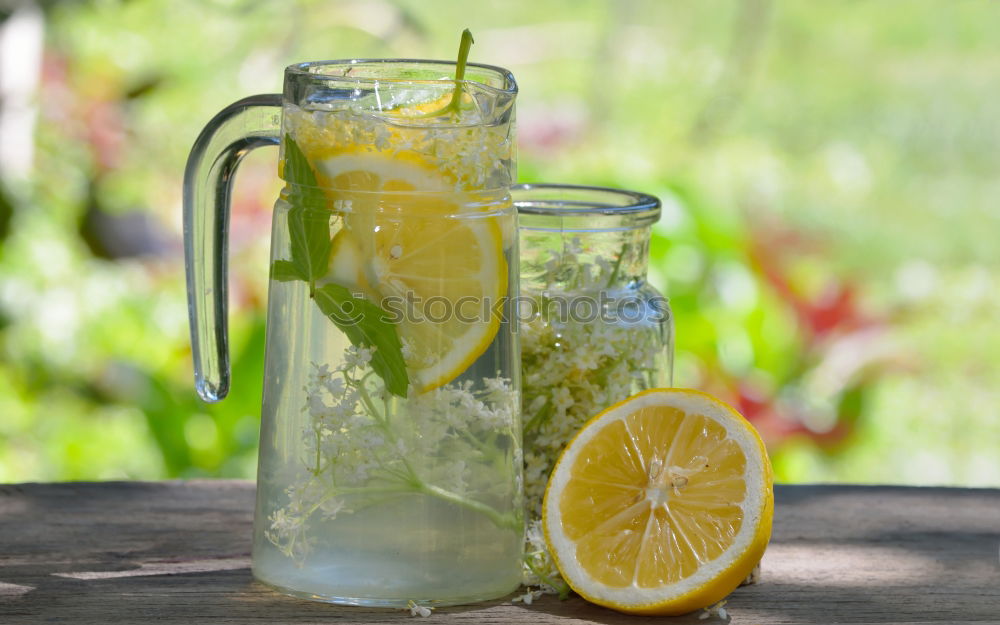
[[512, 183, 660, 228], [284, 59, 518, 97]]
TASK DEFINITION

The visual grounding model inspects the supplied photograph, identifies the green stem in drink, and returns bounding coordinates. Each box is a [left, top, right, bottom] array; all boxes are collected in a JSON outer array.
[[606, 242, 629, 288], [447, 28, 475, 114], [419, 28, 475, 118], [418, 482, 520, 530]]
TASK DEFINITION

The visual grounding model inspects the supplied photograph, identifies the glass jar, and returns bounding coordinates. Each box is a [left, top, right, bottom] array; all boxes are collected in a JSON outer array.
[[513, 183, 673, 517]]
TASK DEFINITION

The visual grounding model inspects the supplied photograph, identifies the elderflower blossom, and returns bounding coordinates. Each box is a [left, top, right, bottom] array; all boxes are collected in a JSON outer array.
[[699, 599, 729, 621], [285, 102, 513, 193], [342, 345, 373, 369], [521, 306, 663, 514], [407, 600, 433, 617], [511, 589, 544, 605], [518, 519, 565, 598]]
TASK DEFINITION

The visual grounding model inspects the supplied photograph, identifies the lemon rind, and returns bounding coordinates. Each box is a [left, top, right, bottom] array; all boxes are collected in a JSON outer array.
[[409, 218, 506, 393], [543, 388, 774, 615]]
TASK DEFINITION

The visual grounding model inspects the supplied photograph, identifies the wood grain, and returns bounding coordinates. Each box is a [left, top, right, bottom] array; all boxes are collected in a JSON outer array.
[[1, 482, 998, 624]]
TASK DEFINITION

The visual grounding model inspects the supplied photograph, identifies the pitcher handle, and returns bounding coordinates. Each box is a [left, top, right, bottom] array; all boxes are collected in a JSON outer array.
[[183, 94, 282, 402]]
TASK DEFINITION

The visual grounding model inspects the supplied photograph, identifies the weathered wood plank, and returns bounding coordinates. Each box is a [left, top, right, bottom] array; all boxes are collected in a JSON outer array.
[[1, 482, 998, 624]]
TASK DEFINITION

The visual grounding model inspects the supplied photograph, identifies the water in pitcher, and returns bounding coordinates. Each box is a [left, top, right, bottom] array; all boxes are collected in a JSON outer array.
[[250, 80, 523, 606]]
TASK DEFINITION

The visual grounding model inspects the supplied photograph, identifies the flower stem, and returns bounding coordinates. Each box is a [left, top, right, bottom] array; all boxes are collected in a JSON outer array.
[[524, 396, 554, 434], [524, 555, 572, 599], [417, 481, 520, 531], [606, 241, 629, 288]]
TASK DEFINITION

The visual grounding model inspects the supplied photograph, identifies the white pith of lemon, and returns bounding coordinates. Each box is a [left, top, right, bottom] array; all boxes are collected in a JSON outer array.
[[308, 150, 506, 393], [543, 388, 773, 616]]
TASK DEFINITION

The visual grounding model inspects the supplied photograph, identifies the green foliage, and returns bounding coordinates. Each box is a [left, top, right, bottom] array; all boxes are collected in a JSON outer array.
[[1, 0, 998, 485], [282, 134, 331, 283], [279, 134, 409, 397]]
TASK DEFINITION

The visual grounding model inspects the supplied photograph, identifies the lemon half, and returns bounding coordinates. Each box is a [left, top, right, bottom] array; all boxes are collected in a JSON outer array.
[[543, 388, 773, 615]]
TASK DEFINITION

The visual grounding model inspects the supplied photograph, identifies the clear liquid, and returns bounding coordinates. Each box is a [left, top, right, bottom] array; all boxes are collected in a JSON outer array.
[[254, 493, 520, 605], [253, 204, 522, 606]]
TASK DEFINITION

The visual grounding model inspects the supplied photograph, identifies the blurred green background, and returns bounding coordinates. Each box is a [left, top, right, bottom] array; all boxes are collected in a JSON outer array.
[[0, 0, 997, 485]]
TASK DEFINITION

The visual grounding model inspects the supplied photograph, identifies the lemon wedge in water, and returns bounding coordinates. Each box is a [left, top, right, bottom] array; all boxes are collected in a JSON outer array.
[[313, 150, 506, 393]]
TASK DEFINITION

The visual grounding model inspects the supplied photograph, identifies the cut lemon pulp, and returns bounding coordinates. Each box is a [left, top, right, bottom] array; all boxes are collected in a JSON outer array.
[[543, 389, 773, 615], [309, 150, 506, 393]]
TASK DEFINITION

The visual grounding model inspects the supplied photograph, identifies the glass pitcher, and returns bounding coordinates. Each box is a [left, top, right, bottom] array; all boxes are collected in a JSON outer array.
[[183, 60, 522, 606]]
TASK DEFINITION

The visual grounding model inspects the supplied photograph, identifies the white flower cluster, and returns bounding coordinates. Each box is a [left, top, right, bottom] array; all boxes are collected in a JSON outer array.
[[265, 346, 521, 562], [406, 600, 433, 617], [521, 309, 661, 514], [699, 599, 729, 621], [537, 239, 619, 292]]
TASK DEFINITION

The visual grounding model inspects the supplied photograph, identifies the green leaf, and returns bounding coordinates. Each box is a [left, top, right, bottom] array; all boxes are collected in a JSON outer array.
[[282, 135, 407, 396], [313, 283, 410, 397], [282, 134, 331, 282], [270, 259, 304, 282]]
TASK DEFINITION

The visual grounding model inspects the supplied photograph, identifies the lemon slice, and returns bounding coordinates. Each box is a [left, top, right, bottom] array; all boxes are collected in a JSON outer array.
[[543, 389, 773, 616], [318, 227, 371, 293], [313, 151, 453, 193], [313, 151, 506, 393]]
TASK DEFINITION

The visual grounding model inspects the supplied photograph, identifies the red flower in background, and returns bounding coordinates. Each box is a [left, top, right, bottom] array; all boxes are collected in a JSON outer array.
[[706, 222, 899, 450]]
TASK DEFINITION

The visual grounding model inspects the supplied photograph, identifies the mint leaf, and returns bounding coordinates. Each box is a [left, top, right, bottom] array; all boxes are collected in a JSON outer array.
[[313, 283, 409, 397], [282, 135, 408, 396], [271, 259, 305, 282], [282, 134, 330, 282]]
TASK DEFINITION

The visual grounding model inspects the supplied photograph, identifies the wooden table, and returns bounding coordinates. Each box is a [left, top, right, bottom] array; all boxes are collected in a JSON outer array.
[[0, 482, 997, 624]]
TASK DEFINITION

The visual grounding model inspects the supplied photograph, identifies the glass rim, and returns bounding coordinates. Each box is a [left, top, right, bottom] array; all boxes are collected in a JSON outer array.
[[284, 59, 518, 97], [512, 183, 661, 224]]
